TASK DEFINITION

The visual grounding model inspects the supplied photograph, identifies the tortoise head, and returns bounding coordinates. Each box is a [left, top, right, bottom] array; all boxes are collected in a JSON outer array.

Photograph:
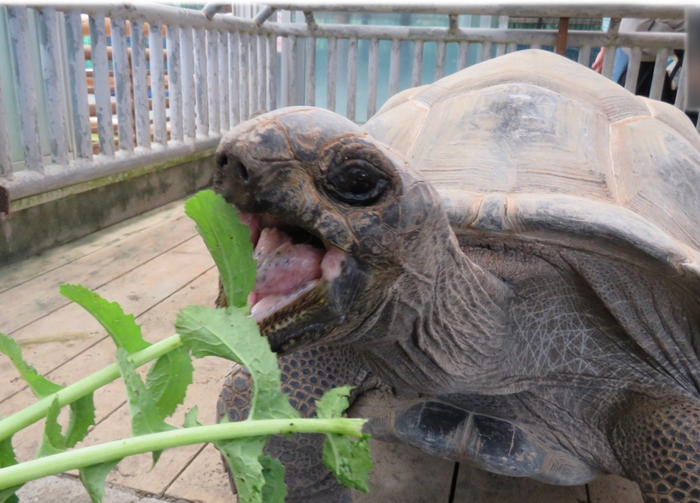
[[215, 107, 447, 353]]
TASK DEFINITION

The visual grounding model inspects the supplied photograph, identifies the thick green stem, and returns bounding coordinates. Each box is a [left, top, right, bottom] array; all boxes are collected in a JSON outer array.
[[0, 418, 365, 490], [0, 335, 183, 442]]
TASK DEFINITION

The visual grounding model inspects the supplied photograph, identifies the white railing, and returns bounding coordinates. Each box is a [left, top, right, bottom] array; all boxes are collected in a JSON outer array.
[[0, 3, 688, 210]]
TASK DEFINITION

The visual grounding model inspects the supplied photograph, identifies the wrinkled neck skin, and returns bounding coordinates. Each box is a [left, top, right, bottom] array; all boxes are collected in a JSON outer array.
[[353, 214, 513, 397]]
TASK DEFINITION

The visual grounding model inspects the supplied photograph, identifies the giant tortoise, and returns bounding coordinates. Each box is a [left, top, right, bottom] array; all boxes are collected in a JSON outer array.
[[214, 49, 700, 502]]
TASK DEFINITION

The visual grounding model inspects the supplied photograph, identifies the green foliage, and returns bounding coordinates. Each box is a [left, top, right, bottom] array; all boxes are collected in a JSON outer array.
[[184, 190, 255, 308], [0, 437, 18, 503], [176, 306, 298, 421], [317, 387, 373, 492], [145, 347, 194, 420], [60, 284, 150, 353], [0, 333, 62, 399], [217, 435, 271, 503], [79, 461, 120, 503]]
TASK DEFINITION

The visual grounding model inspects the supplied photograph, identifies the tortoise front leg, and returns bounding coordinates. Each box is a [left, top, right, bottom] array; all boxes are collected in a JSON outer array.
[[611, 396, 700, 503], [216, 345, 376, 503]]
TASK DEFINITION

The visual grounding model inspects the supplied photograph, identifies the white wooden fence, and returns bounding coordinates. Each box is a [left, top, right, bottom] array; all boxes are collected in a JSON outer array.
[[0, 2, 687, 211]]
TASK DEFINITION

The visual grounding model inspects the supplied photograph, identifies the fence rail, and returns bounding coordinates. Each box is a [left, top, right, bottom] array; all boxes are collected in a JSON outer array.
[[0, 2, 691, 210]]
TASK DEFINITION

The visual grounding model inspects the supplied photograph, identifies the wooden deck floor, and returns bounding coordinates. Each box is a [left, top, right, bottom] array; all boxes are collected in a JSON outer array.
[[1, 197, 644, 503]]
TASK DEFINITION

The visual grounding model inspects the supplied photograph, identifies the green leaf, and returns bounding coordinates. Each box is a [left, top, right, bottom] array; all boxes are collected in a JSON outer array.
[[176, 306, 298, 421], [60, 284, 150, 353], [0, 332, 63, 398], [79, 460, 120, 503], [184, 190, 255, 308], [323, 433, 372, 493], [260, 455, 287, 503], [183, 406, 202, 428], [317, 387, 372, 492], [65, 394, 96, 448], [316, 386, 354, 420], [115, 349, 175, 465], [0, 436, 20, 503], [216, 436, 268, 503], [145, 346, 194, 420], [37, 399, 65, 458]]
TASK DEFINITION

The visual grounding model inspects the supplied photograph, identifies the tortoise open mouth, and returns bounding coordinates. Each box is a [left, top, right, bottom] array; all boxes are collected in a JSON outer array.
[[239, 213, 348, 342]]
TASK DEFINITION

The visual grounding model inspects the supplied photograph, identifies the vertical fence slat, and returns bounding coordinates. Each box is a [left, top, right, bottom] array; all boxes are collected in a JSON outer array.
[[249, 31, 258, 114], [111, 17, 134, 152], [39, 8, 68, 164], [347, 36, 358, 121], [167, 25, 183, 142], [624, 47, 642, 92], [495, 15, 509, 57], [257, 35, 266, 112], [367, 38, 379, 119], [8, 7, 43, 170], [457, 41, 469, 70], [389, 39, 401, 97], [577, 44, 591, 66], [530, 43, 542, 51], [287, 34, 297, 107], [194, 27, 209, 136], [435, 41, 446, 81], [674, 65, 686, 109], [649, 48, 670, 101], [506, 42, 517, 54], [89, 13, 115, 156], [327, 37, 338, 112], [219, 31, 230, 131], [482, 41, 493, 61], [229, 31, 241, 125], [412, 40, 424, 87], [206, 29, 220, 134], [0, 63, 12, 175], [149, 21, 167, 145], [240, 31, 250, 119], [601, 45, 617, 79], [181, 25, 196, 140], [131, 20, 150, 148], [305, 36, 316, 106], [267, 33, 277, 110], [64, 11, 92, 159]]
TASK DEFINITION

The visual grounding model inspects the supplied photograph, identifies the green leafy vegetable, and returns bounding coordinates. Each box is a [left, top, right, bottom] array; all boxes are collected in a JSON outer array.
[[145, 347, 194, 420], [36, 399, 65, 458], [176, 306, 298, 421], [317, 387, 373, 492], [79, 460, 120, 503], [260, 455, 287, 503], [183, 407, 202, 428], [64, 395, 96, 449], [0, 333, 62, 398], [0, 436, 18, 503], [184, 190, 255, 308], [60, 284, 150, 353], [115, 349, 176, 465], [216, 435, 269, 503]]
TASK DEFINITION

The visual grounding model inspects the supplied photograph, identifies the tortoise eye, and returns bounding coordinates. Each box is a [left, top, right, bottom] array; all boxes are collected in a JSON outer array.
[[325, 160, 388, 205]]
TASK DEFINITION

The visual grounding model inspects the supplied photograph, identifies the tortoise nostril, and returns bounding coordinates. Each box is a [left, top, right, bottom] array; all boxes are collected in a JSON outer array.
[[234, 161, 249, 183], [216, 153, 228, 171]]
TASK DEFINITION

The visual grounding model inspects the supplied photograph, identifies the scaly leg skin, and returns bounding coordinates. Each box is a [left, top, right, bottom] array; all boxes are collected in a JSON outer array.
[[611, 396, 700, 503], [216, 345, 376, 503]]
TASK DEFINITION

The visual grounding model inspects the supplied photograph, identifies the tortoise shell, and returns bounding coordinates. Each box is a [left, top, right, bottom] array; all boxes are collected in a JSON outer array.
[[363, 49, 700, 294]]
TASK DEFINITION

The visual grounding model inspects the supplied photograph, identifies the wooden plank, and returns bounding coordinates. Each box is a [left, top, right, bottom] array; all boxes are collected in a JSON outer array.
[[165, 443, 232, 502], [228, 31, 241, 126], [454, 465, 588, 502], [257, 34, 266, 113], [435, 40, 446, 80], [602, 44, 617, 79], [366, 38, 379, 119], [327, 37, 338, 111], [0, 57, 11, 175], [39, 7, 69, 165], [7, 242, 217, 464], [267, 33, 277, 110], [587, 475, 644, 503], [0, 212, 198, 349], [625, 47, 642, 92], [149, 21, 167, 146], [206, 29, 220, 135], [194, 27, 209, 136], [111, 17, 135, 152], [649, 48, 670, 101], [305, 36, 316, 106], [249, 32, 259, 114], [181, 25, 196, 140], [218, 31, 230, 131], [239, 31, 250, 120], [578, 44, 592, 66], [495, 15, 509, 57], [287, 34, 297, 107], [64, 10, 92, 160], [347, 37, 358, 121], [0, 199, 186, 295], [131, 20, 151, 148], [89, 13, 115, 156], [457, 40, 469, 70], [556, 17, 570, 56], [6, 6, 43, 170], [389, 38, 401, 97], [166, 24, 183, 142], [412, 40, 424, 86]]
